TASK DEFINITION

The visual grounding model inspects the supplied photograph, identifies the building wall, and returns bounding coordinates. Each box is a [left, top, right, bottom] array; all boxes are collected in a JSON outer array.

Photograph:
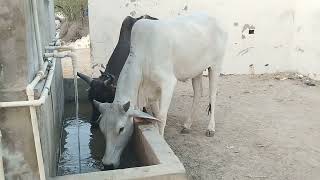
[[0, 1, 40, 179], [292, 0, 320, 79], [0, 0, 63, 179], [88, 0, 320, 79]]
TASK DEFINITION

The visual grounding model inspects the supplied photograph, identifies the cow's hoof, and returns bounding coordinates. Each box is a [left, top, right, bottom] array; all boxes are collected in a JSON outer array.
[[205, 130, 215, 137], [180, 127, 191, 134]]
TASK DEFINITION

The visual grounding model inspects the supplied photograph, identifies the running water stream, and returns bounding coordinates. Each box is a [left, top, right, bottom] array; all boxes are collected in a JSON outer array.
[[71, 56, 81, 173]]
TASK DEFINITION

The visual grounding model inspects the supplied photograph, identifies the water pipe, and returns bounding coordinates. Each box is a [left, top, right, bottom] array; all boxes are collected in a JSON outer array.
[[0, 45, 76, 108], [44, 48, 78, 119], [0, 36, 78, 179], [0, 59, 56, 180], [44, 47, 80, 173], [0, 61, 49, 108], [0, 5, 79, 175], [31, 0, 44, 67], [26, 59, 56, 180], [0, 130, 4, 180]]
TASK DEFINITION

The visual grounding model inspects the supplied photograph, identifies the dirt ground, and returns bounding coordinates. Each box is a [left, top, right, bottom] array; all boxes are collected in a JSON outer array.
[[66, 48, 320, 180], [165, 74, 320, 180], [58, 17, 89, 43]]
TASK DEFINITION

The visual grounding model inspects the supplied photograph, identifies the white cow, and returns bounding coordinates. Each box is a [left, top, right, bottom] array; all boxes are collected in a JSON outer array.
[[94, 13, 227, 168]]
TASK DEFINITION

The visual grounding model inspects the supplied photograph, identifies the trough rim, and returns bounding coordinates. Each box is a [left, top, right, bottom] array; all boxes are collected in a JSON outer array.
[[51, 124, 186, 180]]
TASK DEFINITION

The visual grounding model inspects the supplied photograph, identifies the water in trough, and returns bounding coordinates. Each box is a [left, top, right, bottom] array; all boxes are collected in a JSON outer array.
[[57, 102, 140, 176]]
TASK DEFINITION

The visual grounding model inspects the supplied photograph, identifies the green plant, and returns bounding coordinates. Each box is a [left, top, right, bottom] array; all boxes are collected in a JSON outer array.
[[55, 0, 88, 21]]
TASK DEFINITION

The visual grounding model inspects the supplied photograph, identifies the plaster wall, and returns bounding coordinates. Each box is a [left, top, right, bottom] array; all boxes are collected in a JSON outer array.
[[0, 0, 63, 179], [292, 0, 320, 80], [88, 0, 320, 79]]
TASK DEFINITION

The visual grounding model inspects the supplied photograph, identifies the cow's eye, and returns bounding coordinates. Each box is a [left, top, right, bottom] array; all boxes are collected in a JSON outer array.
[[119, 127, 124, 134]]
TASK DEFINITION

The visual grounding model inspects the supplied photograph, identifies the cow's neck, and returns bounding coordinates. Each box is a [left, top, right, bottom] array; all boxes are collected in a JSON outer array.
[[114, 54, 142, 106], [118, 26, 133, 42]]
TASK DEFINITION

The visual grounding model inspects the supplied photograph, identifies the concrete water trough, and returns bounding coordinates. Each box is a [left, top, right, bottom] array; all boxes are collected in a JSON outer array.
[[52, 123, 186, 180], [51, 79, 187, 180]]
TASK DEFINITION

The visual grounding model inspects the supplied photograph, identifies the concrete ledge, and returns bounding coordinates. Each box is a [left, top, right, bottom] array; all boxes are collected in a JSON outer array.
[[51, 123, 186, 180]]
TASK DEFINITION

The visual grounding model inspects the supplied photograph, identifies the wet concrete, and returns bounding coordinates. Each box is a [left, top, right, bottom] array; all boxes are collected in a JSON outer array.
[[57, 102, 140, 176]]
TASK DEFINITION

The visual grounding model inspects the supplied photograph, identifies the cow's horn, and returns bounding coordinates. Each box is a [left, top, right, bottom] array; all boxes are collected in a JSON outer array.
[[77, 72, 92, 84]]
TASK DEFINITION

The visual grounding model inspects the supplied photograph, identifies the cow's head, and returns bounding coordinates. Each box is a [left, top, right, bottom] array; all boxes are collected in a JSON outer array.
[[93, 100, 157, 169], [77, 72, 116, 122]]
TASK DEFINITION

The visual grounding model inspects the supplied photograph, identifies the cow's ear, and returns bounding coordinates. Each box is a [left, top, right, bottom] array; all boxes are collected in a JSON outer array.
[[103, 79, 110, 87], [103, 74, 115, 87], [122, 101, 130, 112], [129, 109, 160, 122], [136, 15, 143, 20], [93, 100, 110, 113]]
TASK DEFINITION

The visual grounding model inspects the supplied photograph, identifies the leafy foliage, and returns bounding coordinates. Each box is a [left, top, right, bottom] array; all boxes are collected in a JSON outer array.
[[55, 0, 88, 21]]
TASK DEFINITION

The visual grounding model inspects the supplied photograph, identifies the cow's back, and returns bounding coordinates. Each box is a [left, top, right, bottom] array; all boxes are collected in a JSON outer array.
[[131, 13, 227, 81]]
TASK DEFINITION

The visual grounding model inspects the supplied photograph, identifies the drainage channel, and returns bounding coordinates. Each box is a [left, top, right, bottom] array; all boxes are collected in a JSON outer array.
[[57, 102, 140, 176]]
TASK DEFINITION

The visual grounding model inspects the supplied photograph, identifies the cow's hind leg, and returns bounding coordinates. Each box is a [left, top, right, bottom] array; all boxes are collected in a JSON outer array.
[[206, 66, 220, 137], [181, 74, 202, 134]]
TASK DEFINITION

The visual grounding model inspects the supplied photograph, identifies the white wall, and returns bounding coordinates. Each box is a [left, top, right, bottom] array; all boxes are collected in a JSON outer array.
[[292, 0, 320, 79], [88, 0, 320, 79]]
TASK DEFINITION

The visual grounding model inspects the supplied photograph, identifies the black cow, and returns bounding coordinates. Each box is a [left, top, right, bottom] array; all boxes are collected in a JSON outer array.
[[77, 15, 158, 127]]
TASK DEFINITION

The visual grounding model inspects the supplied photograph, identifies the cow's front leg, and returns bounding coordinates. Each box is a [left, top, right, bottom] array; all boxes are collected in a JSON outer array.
[[149, 100, 160, 117], [157, 79, 177, 136], [91, 112, 100, 128]]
